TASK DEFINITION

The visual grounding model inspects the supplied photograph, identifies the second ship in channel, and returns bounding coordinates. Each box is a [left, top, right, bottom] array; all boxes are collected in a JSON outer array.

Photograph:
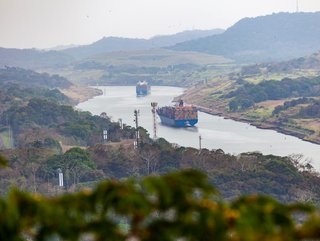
[[136, 81, 151, 96]]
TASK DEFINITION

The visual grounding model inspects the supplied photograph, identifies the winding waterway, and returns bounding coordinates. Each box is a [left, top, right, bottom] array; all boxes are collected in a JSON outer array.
[[77, 86, 320, 170]]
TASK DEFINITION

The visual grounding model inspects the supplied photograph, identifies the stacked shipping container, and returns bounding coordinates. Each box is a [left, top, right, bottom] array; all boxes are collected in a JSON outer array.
[[157, 101, 198, 127]]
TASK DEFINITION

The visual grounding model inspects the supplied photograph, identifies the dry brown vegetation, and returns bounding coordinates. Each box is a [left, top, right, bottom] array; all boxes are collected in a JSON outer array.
[[60, 85, 102, 104]]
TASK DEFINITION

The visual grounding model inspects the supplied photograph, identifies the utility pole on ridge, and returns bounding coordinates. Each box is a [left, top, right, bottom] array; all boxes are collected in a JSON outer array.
[[134, 109, 140, 148]]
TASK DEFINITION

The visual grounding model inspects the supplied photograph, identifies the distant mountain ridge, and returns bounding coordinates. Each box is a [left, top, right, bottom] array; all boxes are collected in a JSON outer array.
[[62, 29, 224, 59], [0, 29, 224, 69], [0, 48, 74, 69], [169, 12, 320, 62]]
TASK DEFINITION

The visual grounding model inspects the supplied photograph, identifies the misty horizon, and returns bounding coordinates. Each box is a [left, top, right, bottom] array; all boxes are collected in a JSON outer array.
[[1, 0, 320, 49]]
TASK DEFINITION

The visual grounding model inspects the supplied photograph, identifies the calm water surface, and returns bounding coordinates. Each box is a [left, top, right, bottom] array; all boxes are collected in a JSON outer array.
[[77, 86, 320, 170]]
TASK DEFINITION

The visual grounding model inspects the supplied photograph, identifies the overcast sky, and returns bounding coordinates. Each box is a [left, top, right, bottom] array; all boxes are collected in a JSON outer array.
[[1, 0, 320, 49]]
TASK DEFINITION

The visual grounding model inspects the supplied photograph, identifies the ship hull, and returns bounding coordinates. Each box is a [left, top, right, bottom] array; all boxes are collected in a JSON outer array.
[[136, 81, 151, 96], [136, 88, 150, 96], [158, 115, 198, 127]]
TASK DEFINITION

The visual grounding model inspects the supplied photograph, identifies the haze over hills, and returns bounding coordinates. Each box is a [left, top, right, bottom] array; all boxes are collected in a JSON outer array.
[[62, 29, 224, 60], [0, 48, 74, 69], [0, 29, 224, 70], [169, 12, 320, 62]]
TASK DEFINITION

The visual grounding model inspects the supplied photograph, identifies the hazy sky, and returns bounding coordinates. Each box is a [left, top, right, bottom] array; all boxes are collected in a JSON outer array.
[[1, 0, 320, 49]]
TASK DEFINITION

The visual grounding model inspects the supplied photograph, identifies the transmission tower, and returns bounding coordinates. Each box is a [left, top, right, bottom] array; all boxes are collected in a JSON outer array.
[[134, 109, 140, 148], [118, 118, 123, 129], [103, 130, 108, 142], [151, 102, 158, 139]]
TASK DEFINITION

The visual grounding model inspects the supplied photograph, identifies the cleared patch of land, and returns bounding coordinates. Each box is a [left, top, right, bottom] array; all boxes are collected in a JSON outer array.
[[0, 128, 13, 149], [60, 85, 102, 104]]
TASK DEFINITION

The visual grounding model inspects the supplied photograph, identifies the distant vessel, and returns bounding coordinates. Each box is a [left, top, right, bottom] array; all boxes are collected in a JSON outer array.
[[136, 81, 151, 96], [157, 100, 198, 127]]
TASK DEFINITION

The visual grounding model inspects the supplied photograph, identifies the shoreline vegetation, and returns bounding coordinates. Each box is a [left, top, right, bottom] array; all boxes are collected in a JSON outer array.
[[196, 105, 320, 146]]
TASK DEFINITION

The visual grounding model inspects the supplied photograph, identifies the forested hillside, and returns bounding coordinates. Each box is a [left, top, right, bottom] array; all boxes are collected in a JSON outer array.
[[0, 66, 72, 88], [0, 68, 105, 150], [0, 98, 134, 147], [226, 76, 320, 111], [1, 135, 319, 204], [0, 67, 73, 117]]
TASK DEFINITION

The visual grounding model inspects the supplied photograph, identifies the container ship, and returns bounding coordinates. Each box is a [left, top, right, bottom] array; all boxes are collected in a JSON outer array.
[[136, 81, 151, 96], [156, 100, 198, 127]]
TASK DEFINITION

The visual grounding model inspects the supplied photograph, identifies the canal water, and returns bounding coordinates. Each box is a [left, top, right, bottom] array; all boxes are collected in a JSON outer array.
[[77, 86, 320, 170]]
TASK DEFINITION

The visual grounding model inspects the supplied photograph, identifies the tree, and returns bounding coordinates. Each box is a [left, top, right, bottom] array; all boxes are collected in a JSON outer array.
[[229, 99, 239, 111], [63, 147, 96, 187], [41, 147, 96, 189], [15, 147, 53, 193], [0, 154, 7, 167]]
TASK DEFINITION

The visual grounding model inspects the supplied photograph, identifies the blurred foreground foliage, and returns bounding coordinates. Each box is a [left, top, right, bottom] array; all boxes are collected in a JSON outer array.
[[0, 154, 7, 167], [1, 169, 320, 241]]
